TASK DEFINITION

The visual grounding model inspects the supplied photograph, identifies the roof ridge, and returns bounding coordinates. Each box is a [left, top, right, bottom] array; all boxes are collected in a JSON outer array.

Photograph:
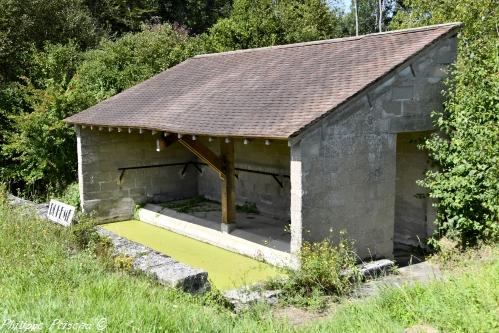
[[193, 22, 462, 59]]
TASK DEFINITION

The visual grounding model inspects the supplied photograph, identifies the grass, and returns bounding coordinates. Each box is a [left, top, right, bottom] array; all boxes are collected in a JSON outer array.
[[102, 220, 282, 290], [0, 199, 497, 332], [0, 202, 290, 332], [304, 257, 499, 332]]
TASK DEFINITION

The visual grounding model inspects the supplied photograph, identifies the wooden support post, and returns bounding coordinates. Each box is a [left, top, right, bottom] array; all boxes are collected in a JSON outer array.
[[220, 140, 236, 232], [162, 134, 236, 232]]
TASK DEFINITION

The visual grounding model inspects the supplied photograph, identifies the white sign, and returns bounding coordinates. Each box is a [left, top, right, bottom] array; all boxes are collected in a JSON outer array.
[[47, 200, 76, 227]]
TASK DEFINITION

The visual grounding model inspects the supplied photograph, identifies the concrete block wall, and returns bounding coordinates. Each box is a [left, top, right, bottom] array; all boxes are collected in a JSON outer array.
[[291, 35, 457, 260], [196, 138, 291, 219], [77, 128, 198, 221]]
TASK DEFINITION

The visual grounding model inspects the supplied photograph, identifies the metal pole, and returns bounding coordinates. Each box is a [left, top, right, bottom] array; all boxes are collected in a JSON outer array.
[[354, 0, 359, 36]]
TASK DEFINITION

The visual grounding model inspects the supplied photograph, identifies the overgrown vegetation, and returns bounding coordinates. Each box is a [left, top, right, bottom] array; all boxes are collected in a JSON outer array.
[[392, 0, 499, 247], [0, 200, 292, 332], [268, 232, 361, 309], [307, 253, 499, 332], [56, 182, 81, 207], [162, 196, 260, 214], [161, 196, 218, 213]]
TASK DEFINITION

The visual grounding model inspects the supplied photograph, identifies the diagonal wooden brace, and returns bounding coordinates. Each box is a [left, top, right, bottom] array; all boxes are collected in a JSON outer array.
[[176, 137, 225, 179], [162, 135, 236, 229]]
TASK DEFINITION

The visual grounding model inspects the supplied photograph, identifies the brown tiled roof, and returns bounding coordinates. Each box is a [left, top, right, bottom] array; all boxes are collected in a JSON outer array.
[[65, 23, 460, 139]]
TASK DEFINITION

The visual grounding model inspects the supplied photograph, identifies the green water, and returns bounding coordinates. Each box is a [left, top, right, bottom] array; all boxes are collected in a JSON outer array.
[[102, 220, 282, 290]]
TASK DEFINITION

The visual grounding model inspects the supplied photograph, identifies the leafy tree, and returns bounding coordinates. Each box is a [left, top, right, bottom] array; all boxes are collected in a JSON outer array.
[[206, 0, 344, 52], [85, 0, 232, 36], [1, 24, 197, 198], [391, 0, 497, 41], [392, 0, 499, 246], [153, 0, 232, 35], [67, 24, 198, 111], [278, 0, 344, 43], [206, 0, 281, 50], [0, 0, 99, 82], [0, 42, 83, 198], [85, 0, 159, 35]]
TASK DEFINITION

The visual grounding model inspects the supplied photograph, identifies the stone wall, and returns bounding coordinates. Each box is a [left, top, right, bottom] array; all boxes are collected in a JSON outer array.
[[77, 129, 290, 221], [77, 128, 198, 221], [291, 35, 457, 259], [196, 138, 290, 218]]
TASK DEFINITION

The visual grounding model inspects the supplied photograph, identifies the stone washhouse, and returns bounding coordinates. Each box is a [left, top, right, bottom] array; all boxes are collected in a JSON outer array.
[[65, 23, 460, 268]]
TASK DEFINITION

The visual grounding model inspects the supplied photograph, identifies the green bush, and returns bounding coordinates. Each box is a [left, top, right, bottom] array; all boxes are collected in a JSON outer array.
[[421, 39, 499, 247], [68, 219, 100, 250], [269, 231, 361, 309], [392, 0, 499, 247], [56, 182, 81, 207]]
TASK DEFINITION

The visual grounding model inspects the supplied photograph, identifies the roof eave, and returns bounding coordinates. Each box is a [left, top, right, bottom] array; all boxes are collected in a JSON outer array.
[[67, 121, 290, 140]]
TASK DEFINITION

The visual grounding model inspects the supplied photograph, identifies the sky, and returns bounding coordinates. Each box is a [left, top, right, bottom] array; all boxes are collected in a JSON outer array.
[[329, 0, 352, 12]]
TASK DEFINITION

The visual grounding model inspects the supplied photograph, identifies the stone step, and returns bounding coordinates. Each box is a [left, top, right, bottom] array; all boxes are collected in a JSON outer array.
[[359, 259, 396, 278], [225, 259, 396, 311]]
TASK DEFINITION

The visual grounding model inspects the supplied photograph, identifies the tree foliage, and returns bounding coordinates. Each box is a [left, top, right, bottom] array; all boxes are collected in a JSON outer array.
[[0, 0, 99, 82], [392, 0, 499, 246], [1, 25, 196, 198], [206, 0, 344, 52], [67, 24, 197, 112], [85, 0, 232, 36]]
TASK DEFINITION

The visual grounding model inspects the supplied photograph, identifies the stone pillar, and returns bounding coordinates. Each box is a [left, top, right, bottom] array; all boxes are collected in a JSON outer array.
[[289, 141, 303, 268], [76, 126, 85, 211], [220, 140, 236, 233]]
